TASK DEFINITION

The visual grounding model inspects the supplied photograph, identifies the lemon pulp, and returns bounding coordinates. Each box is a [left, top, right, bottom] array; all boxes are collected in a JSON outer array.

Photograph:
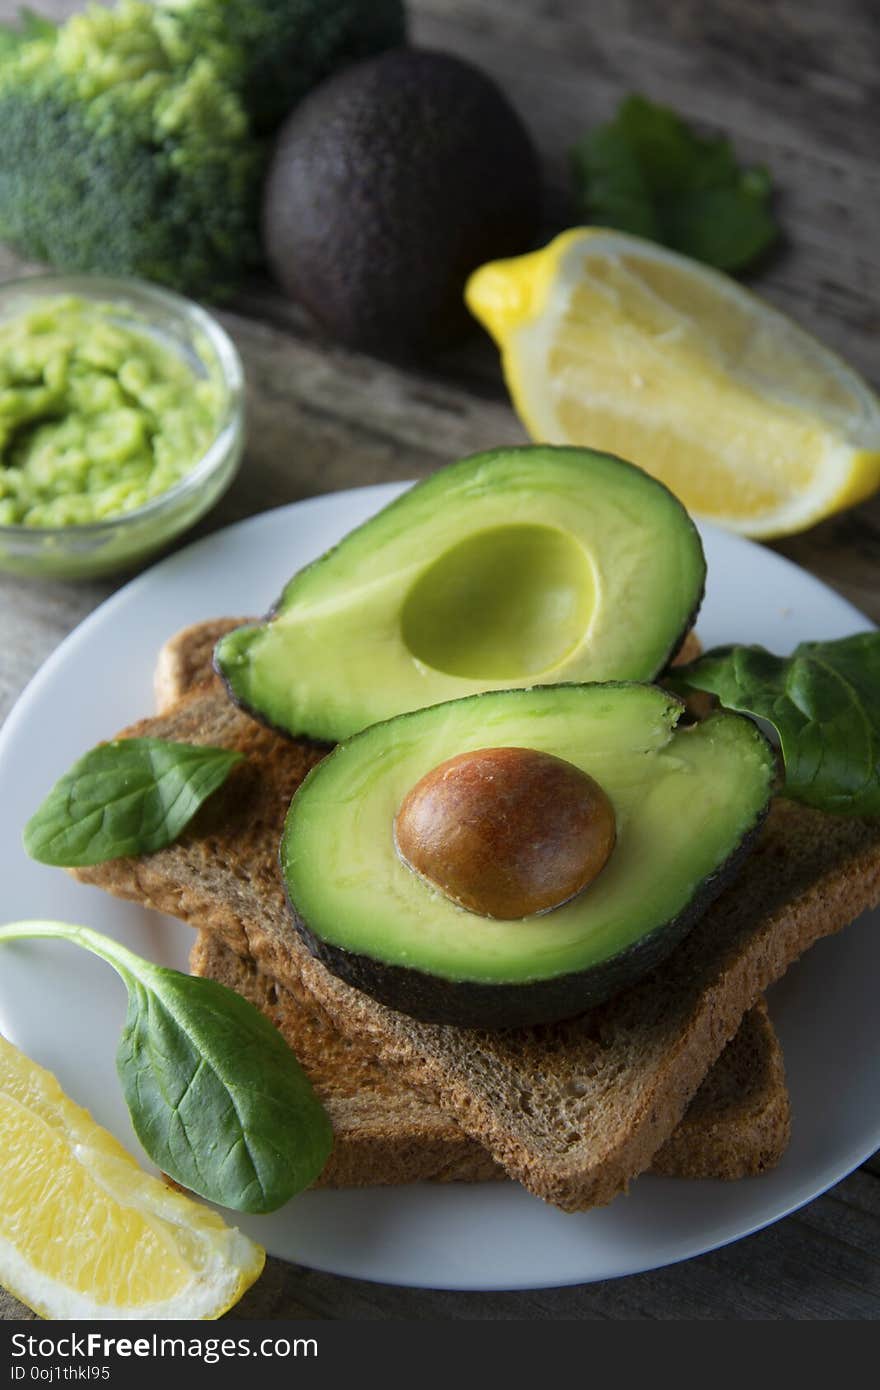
[[0, 1035, 264, 1320], [467, 228, 880, 538]]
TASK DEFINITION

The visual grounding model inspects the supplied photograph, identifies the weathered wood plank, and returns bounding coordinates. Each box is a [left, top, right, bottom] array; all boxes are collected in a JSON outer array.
[[409, 1, 880, 379]]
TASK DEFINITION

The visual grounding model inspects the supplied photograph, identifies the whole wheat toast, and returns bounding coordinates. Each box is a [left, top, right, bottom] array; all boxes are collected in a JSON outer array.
[[73, 627, 880, 1212], [165, 621, 791, 1187], [191, 932, 790, 1187], [67, 623, 880, 1211]]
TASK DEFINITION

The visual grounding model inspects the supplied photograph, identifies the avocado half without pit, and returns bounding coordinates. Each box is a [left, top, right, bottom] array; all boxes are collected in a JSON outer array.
[[214, 446, 706, 743], [281, 685, 775, 1030]]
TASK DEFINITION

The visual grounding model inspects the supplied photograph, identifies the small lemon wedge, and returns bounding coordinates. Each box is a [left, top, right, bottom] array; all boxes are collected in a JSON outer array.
[[0, 1035, 264, 1320], [466, 228, 880, 538]]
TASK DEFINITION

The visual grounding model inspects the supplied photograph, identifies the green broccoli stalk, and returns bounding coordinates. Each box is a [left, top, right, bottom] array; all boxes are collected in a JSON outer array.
[[0, 0, 407, 297]]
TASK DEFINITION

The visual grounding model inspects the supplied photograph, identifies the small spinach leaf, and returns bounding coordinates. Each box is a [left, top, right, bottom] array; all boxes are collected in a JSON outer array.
[[671, 632, 880, 815], [0, 921, 333, 1213], [571, 94, 778, 272], [24, 738, 244, 866]]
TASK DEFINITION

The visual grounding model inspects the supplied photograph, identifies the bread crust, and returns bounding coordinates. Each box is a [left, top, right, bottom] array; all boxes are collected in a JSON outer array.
[[154, 617, 252, 715]]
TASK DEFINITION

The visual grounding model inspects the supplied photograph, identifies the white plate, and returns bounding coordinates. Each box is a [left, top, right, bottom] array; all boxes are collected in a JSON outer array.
[[1, 484, 878, 1293]]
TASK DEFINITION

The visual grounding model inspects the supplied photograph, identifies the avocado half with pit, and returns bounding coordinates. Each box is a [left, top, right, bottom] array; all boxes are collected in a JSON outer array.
[[215, 446, 706, 742], [281, 684, 775, 1029]]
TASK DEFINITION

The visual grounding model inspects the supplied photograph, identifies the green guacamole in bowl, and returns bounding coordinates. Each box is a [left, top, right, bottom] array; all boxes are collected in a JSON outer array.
[[0, 296, 224, 527], [0, 274, 243, 580]]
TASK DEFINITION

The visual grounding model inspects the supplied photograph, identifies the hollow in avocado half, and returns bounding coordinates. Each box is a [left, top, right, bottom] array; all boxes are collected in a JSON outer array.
[[281, 684, 775, 1029], [215, 446, 706, 742]]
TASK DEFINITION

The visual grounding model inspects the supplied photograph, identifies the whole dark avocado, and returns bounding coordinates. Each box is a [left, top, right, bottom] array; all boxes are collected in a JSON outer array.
[[261, 48, 543, 356]]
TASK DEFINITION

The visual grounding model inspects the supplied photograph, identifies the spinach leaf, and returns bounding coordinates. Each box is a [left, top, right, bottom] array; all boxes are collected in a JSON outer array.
[[24, 738, 244, 866], [571, 94, 778, 272], [0, 921, 333, 1212], [671, 633, 880, 815]]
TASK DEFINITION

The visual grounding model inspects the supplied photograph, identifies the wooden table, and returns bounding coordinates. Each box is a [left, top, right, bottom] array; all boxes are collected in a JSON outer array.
[[1, 0, 879, 1321]]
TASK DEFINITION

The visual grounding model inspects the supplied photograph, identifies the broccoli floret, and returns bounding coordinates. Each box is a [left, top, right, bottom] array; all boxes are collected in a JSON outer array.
[[0, 0, 407, 296], [158, 0, 408, 133], [0, 2, 262, 297]]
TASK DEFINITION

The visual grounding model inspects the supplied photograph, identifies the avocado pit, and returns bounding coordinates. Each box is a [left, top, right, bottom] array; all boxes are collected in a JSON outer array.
[[394, 746, 617, 920]]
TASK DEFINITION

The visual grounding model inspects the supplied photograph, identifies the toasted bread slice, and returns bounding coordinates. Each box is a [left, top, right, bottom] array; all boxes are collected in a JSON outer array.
[[189, 932, 502, 1187], [192, 930, 790, 1186], [162, 621, 791, 1187], [69, 626, 873, 1211], [296, 798, 880, 1212], [154, 617, 253, 714]]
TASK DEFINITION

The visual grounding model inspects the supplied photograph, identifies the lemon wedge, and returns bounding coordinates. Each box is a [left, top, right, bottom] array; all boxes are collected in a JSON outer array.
[[466, 228, 880, 538], [0, 1035, 264, 1320]]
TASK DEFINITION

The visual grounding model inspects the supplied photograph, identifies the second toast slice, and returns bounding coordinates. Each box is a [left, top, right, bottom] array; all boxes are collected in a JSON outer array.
[[191, 931, 791, 1186]]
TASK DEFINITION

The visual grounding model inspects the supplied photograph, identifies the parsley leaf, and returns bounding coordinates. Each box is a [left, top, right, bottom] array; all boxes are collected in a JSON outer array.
[[571, 95, 778, 272]]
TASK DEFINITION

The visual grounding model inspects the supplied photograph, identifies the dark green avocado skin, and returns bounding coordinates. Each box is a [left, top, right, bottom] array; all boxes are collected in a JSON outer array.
[[284, 806, 769, 1030], [261, 48, 542, 357]]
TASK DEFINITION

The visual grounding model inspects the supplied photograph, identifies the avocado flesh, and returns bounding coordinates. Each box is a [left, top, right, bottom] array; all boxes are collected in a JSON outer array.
[[216, 447, 705, 742], [282, 685, 774, 1028]]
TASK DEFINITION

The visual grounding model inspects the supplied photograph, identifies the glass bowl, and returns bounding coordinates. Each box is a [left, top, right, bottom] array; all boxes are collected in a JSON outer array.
[[0, 273, 244, 580]]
